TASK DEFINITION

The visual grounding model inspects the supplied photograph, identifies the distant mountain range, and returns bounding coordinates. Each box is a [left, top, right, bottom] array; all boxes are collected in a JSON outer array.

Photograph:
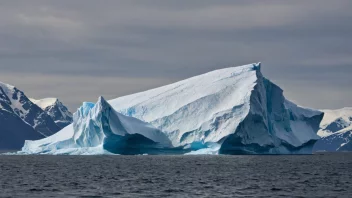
[[0, 81, 72, 150], [314, 108, 352, 152], [30, 98, 73, 128]]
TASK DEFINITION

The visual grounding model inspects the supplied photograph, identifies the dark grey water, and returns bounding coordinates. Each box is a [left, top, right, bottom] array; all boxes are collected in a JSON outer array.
[[0, 153, 351, 198]]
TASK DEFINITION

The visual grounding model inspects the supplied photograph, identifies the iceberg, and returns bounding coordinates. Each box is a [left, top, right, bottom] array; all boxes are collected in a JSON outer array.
[[20, 63, 324, 155], [21, 97, 172, 155]]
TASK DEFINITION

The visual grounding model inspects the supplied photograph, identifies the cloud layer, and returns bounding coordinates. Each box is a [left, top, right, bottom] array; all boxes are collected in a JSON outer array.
[[0, 0, 351, 110]]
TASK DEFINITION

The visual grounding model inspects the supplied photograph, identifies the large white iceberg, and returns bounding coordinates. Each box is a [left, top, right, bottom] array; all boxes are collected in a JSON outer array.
[[20, 63, 324, 155]]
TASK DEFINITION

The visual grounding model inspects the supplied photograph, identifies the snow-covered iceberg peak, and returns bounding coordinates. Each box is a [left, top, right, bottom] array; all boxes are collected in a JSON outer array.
[[110, 63, 260, 146], [252, 62, 261, 71], [74, 96, 172, 150], [20, 63, 323, 155], [72, 98, 105, 147]]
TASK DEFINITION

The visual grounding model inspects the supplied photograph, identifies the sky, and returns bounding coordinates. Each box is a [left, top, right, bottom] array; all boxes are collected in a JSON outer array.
[[0, 0, 351, 111]]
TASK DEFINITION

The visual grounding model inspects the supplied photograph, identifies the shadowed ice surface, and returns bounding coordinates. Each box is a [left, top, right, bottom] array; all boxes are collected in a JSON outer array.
[[0, 153, 351, 197]]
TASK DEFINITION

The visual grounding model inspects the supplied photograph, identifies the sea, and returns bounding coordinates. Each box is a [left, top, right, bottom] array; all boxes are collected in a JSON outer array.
[[0, 153, 351, 198]]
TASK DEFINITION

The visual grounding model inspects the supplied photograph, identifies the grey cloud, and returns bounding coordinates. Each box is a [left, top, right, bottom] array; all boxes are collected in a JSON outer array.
[[0, 0, 351, 110], [0, 72, 177, 110]]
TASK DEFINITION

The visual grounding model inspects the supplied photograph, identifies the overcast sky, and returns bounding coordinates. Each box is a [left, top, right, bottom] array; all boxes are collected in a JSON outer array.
[[0, 0, 351, 111]]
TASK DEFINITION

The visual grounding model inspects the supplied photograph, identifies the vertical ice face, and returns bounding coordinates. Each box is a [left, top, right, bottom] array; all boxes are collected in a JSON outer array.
[[73, 101, 104, 147], [220, 72, 323, 154], [73, 97, 172, 150], [20, 63, 324, 155]]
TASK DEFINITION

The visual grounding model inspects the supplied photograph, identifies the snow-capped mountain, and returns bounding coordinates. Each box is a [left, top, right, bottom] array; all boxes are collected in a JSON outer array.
[[313, 108, 352, 152], [0, 81, 64, 149], [0, 100, 44, 150], [30, 98, 73, 128], [21, 63, 324, 155], [0, 82, 61, 137], [317, 108, 352, 137]]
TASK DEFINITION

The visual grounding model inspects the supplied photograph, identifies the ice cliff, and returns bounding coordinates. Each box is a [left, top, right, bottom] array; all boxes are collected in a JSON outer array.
[[20, 63, 324, 155]]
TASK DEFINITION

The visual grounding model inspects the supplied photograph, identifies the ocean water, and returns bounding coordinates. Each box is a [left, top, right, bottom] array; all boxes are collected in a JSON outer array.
[[0, 153, 351, 198]]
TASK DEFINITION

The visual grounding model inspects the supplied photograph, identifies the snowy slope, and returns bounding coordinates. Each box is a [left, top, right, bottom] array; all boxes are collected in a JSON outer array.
[[313, 108, 352, 152], [0, 101, 44, 150], [31, 98, 73, 128], [20, 63, 323, 155], [314, 126, 352, 152], [317, 108, 352, 137], [110, 63, 323, 154], [0, 81, 63, 149], [0, 81, 61, 137], [111, 64, 260, 147]]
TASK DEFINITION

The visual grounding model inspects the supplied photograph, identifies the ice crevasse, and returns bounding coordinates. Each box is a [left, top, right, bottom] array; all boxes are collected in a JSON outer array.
[[20, 63, 324, 155]]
